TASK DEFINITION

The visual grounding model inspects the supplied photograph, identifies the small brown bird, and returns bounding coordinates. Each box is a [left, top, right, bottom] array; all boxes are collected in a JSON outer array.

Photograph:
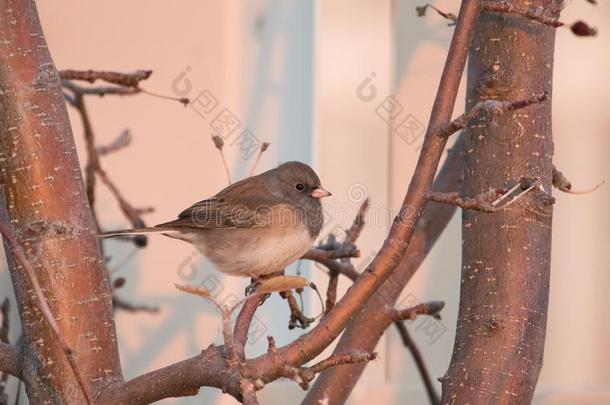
[[98, 161, 331, 278]]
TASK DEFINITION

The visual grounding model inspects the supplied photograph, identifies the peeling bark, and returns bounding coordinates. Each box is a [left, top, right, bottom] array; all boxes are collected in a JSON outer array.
[[441, 1, 557, 403], [0, 1, 122, 402]]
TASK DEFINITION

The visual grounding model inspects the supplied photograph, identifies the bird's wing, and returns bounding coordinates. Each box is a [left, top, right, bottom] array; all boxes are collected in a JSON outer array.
[[156, 176, 279, 230]]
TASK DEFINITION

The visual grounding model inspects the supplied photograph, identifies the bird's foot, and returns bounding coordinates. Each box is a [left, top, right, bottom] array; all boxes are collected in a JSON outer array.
[[244, 279, 262, 296]]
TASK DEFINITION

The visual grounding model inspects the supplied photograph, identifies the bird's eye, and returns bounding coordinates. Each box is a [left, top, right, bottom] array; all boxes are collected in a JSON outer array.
[[295, 183, 305, 191]]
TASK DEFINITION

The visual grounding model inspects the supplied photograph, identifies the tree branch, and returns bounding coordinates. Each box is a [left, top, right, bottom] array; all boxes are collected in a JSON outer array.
[[441, 1, 557, 401], [282, 351, 376, 391], [280, 290, 315, 330], [394, 323, 439, 405], [304, 246, 360, 261], [552, 165, 605, 194], [233, 294, 266, 358], [428, 190, 499, 212], [387, 301, 445, 323], [59, 69, 153, 88], [433, 93, 548, 138], [96, 129, 132, 156], [0, 222, 91, 403]]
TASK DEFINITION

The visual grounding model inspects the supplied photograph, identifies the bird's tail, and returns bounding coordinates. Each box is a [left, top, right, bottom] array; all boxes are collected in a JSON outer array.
[[96, 227, 169, 239]]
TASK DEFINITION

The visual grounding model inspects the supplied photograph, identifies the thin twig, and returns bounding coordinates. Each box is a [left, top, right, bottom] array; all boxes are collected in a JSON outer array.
[[62, 80, 140, 97], [395, 322, 440, 405], [139, 88, 189, 105], [112, 297, 159, 314], [280, 290, 315, 330], [96, 129, 132, 156], [249, 143, 270, 177], [430, 176, 546, 212], [428, 190, 499, 212], [283, 351, 376, 390], [0, 298, 11, 401], [343, 199, 369, 246], [59, 69, 152, 88], [65, 85, 149, 246], [416, 4, 458, 25], [433, 93, 548, 138], [552, 166, 605, 194], [0, 222, 92, 404], [324, 269, 339, 316], [212, 136, 232, 185], [387, 301, 445, 322], [0, 299, 8, 345]]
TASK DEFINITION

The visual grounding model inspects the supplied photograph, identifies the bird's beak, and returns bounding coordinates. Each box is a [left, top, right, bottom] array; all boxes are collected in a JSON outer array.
[[311, 187, 332, 199]]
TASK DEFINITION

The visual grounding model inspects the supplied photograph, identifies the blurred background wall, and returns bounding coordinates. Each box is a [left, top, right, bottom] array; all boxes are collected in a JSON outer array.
[[0, 0, 608, 403]]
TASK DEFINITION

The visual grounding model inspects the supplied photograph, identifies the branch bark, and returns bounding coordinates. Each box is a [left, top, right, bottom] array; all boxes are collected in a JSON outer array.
[[440, 1, 557, 402]]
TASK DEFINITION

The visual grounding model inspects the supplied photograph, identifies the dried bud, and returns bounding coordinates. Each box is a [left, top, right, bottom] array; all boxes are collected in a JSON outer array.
[[113, 277, 126, 289], [212, 135, 224, 150], [261, 142, 270, 152], [416, 5, 427, 17], [570, 21, 597, 37], [133, 235, 148, 248], [179, 97, 190, 106]]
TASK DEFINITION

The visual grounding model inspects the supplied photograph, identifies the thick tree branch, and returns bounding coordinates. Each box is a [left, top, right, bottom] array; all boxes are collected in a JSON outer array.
[[0, 3, 123, 401], [441, 1, 557, 402], [0, 222, 91, 403]]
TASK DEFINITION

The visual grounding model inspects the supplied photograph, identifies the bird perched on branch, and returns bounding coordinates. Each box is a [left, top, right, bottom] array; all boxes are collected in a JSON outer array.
[[98, 161, 331, 278]]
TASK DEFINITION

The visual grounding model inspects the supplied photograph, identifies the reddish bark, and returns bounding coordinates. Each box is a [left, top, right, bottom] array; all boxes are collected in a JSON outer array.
[[440, 1, 557, 402], [0, 1, 122, 402]]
